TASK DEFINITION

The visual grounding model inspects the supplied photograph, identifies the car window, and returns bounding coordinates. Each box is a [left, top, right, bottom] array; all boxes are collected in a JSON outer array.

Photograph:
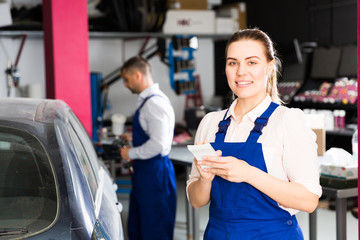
[[67, 121, 98, 201], [0, 126, 57, 237], [68, 110, 100, 178]]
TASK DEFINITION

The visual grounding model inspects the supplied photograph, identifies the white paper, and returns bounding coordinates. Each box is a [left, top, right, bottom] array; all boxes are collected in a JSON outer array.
[[187, 144, 217, 169]]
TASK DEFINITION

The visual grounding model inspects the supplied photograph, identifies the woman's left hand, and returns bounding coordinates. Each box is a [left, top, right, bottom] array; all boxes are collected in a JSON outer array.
[[198, 156, 254, 183]]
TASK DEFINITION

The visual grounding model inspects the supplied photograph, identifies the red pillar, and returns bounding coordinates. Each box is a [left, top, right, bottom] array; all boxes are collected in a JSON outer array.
[[357, 0, 360, 237], [42, 0, 92, 135]]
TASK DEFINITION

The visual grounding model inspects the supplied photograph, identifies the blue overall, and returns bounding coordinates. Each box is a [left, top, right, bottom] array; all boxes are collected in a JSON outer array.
[[204, 102, 304, 240], [127, 95, 177, 240]]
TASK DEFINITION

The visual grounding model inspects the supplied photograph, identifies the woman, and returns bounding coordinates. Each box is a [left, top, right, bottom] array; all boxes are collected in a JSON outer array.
[[187, 28, 322, 239]]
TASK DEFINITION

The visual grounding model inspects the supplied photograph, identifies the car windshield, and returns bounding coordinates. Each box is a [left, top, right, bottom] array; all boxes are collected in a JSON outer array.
[[0, 126, 57, 239]]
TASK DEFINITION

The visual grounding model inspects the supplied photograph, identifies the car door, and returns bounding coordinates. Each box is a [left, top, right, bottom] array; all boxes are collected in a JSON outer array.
[[66, 109, 124, 240]]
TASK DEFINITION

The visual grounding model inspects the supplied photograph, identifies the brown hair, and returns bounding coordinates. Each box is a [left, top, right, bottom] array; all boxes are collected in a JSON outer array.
[[121, 56, 152, 76], [225, 28, 282, 104]]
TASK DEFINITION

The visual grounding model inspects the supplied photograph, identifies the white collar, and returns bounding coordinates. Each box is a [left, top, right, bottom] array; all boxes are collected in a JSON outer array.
[[139, 83, 159, 100], [227, 95, 272, 122]]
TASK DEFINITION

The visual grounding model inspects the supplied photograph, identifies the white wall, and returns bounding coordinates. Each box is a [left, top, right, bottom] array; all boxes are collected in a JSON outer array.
[[0, 37, 45, 98], [0, 36, 223, 124]]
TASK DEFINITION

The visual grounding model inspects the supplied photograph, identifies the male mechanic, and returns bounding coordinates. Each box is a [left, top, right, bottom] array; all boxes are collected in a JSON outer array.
[[120, 56, 176, 240]]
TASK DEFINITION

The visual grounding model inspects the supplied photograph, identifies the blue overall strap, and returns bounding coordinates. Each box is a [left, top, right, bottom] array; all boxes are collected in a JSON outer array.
[[246, 102, 279, 143], [215, 109, 231, 144], [138, 94, 162, 111]]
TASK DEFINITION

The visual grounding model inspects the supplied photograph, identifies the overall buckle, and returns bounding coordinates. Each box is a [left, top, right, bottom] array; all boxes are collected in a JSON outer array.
[[251, 117, 268, 134], [218, 123, 228, 133]]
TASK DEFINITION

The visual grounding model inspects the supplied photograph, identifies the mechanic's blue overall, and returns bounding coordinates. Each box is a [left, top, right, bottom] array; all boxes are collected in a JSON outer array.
[[204, 102, 304, 240], [128, 95, 177, 240]]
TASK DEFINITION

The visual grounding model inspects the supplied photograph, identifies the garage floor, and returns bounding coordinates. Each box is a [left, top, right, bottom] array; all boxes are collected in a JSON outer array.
[[117, 171, 358, 240]]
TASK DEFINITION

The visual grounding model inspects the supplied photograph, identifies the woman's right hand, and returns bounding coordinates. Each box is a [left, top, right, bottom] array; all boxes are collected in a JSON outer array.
[[194, 141, 221, 183], [188, 140, 220, 209]]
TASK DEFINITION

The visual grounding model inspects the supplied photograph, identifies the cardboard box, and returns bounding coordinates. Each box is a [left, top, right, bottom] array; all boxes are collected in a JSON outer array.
[[0, 3, 12, 28], [313, 128, 326, 156], [320, 165, 357, 180], [168, 0, 208, 10], [305, 113, 325, 156], [163, 10, 215, 34], [215, 17, 237, 34], [217, 2, 247, 30]]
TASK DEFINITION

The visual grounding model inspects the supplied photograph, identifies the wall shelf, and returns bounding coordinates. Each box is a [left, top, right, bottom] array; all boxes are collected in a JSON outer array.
[[0, 30, 231, 40], [89, 31, 231, 40], [0, 30, 43, 38], [289, 101, 357, 111]]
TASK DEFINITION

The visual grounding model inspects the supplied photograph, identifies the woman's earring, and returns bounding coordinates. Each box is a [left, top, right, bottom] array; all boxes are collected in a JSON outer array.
[[232, 92, 236, 100]]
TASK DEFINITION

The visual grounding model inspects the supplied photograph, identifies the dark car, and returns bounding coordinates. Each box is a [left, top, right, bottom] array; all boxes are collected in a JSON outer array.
[[0, 98, 124, 240]]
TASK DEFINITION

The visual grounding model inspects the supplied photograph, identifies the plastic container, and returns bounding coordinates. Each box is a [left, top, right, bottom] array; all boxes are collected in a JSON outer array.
[[111, 113, 126, 136], [338, 110, 346, 129]]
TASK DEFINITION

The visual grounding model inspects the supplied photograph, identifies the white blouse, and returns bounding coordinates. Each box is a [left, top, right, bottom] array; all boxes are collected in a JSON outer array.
[[186, 95, 322, 215]]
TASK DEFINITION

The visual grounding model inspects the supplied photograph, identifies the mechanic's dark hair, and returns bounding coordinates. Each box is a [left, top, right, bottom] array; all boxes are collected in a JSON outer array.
[[121, 56, 151, 76]]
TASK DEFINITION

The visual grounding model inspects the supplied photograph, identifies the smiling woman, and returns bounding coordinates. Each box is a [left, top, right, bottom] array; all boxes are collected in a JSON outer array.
[[225, 29, 282, 110], [187, 28, 322, 240]]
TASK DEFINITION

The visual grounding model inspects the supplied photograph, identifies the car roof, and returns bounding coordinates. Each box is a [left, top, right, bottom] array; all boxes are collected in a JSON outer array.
[[0, 97, 68, 123]]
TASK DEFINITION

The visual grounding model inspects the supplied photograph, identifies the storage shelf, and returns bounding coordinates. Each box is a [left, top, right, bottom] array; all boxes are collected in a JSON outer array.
[[289, 101, 357, 111], [0, 30, 231, 40]]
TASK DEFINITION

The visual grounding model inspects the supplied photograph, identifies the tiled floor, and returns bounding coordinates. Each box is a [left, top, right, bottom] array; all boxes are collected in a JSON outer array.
[[117, 172, 359, 240]]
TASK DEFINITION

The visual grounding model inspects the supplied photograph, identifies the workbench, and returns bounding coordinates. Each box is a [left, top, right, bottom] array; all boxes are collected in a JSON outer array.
[[309, 186, 358, 240]]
